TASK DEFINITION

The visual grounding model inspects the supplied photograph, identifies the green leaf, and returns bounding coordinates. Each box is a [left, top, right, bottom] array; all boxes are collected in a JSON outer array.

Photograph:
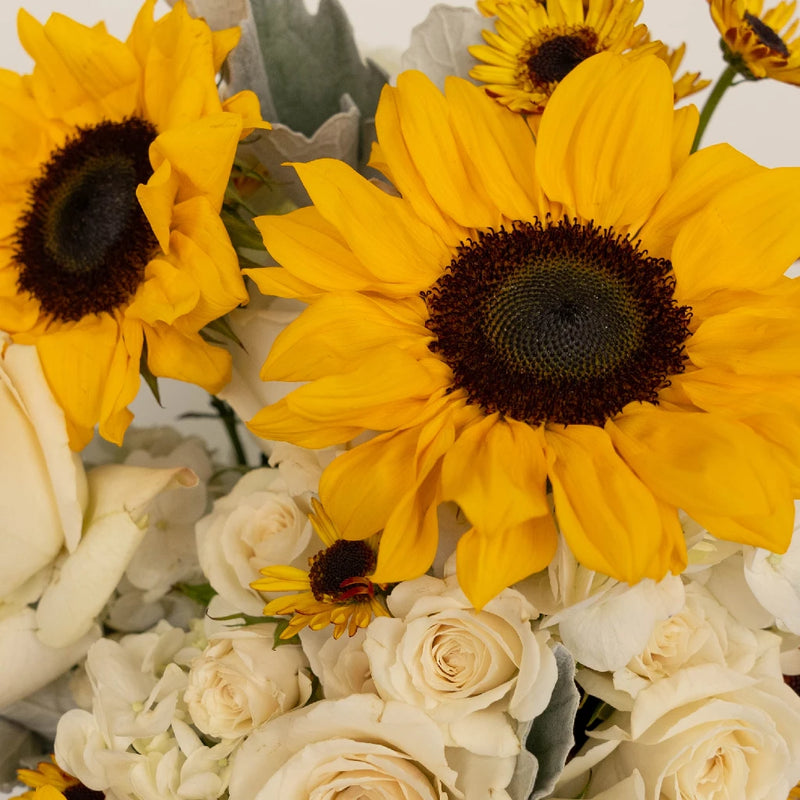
[[203, 316, 246, 350], [249, 0, 388, 161], [139, 340, 162, 406], [175, 582, 217, 607]]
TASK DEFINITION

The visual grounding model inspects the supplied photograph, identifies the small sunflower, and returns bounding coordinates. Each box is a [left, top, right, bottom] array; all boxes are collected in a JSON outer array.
[[0, 1, 265, 448], [651, 41, 711, 100], [708, 0, 800, 82], [248, 55, 800, 609], [17, 757, 101, 800], [468, 0, 656, 113], [251, 498, 390, 639]]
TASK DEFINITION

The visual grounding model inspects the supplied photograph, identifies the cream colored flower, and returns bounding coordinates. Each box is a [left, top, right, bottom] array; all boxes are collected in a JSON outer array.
[[364, 574, 557, 756], [185, 623, 310, 739]]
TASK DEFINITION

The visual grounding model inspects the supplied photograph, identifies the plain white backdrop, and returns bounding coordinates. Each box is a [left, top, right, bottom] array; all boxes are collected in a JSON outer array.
[[1, 0, 799, 455]]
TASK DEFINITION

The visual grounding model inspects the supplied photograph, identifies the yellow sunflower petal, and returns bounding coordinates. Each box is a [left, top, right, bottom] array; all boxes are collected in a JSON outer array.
[[445, 75, 541, 221], [17, 9, 140, 124], [125, 258, 200, 326], [537, 53, 675, 229], [390, 71, 498, 228], [607, 405, 794, 551], [292, 157, 451, 292], [263, 292, 430, 381], [144, 324, 231, 393], [639, 143, 763, 259], [671, 167, 800, 300], [98, 319, 143, 446], [141, 2, 222, 130], [545, 424, 668, 581], [35, 315, 127, 449], [441, 414, 550, 532], [456, 517, 558, 609]]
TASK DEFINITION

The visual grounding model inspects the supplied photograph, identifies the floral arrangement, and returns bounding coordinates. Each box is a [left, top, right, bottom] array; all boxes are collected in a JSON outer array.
[[2, 0, 800, 798]]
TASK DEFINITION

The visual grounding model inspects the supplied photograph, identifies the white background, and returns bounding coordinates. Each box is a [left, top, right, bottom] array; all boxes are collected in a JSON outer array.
[[1, 0, 799, 455]]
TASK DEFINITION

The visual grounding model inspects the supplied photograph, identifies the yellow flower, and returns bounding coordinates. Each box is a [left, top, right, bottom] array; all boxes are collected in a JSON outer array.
[[651, 41, 711, 100], [248, 55, 800, 609], [16, 757, 99, 800], [468, 0, 655, 113], [708, 0, 800, 82], [0, 1, 265, 448], [251, 498, 389, 639]]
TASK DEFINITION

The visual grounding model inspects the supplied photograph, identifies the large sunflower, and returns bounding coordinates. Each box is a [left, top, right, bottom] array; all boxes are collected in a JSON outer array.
[[0, 1, 263, 448], [248, 55, 800, 608], [468, 0, 655, 113], [708, 0, 800, 82]]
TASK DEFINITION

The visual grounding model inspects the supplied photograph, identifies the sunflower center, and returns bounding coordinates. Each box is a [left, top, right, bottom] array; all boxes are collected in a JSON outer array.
[[744, 10, 790, 57], [526, 28, 599, 85], [308, 539, 377, 602], [424, 219, 692, 426], [14, 118, 158, 322], [64, 786, 105, 800]]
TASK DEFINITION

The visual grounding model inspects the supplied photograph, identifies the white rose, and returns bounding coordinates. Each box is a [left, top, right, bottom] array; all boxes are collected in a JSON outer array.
[[574, 673, 800, 800], [577, 581, 773, 711], [519, 537, 685, 671], [0, 337, 85, 597], [364, 574, 557, 756], [196, 468, 314, 615], [228, 695, 465, 800], [299, 626, 375, 699], [184, 623, 310, 739]]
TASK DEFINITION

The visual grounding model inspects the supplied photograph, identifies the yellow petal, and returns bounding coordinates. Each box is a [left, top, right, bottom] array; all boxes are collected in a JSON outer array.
[[125, 258, 201, 326], [445, 75, 541, 222], [141, 2, 223, 130], [149, 113, 244, 208], [639, 143, 763, 260], [544, 424, 667, 581], [441, 414, 550, 532], [263, 292, 430, 381], [136, 160, 179, 255], [18, 9, 140, 125], [34, 315, 125, 449], [293, 158, 450, 292], [256, 205, 391, 295], [671, 167, 800, 300], [607, 405, 794, 552], [537, 53, 674, 230], [391, 71, 498, 228], [144, 323, 231, 393], [456, 517, 558, 609]]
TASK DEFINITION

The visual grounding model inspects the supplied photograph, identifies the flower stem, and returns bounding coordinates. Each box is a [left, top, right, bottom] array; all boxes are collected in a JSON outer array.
[[210, 395, 249, 467], [692, 64, 738, 152]]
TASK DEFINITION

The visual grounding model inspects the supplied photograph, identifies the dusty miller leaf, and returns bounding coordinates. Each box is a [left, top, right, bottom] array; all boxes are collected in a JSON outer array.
[[249, 0, 387, 160]]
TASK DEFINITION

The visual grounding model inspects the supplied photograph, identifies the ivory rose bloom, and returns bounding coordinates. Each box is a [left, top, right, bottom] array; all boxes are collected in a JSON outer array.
[[364, 574, 558, 755], [0, 336, 85, 599], [577, 581, 772, 711], [185, 623, 310, 739], [564, 674, 800, 800], [229, 694, 514, 800], [196, 467, 314, 615]]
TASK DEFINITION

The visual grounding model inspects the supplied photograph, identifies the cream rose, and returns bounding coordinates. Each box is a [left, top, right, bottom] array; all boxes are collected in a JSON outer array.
[[0, 336, 85, 598], [195, 468, 314, 615], [184, 623, 310, 739], [229, 695, 469, 800], [577, 581, 772, 711], [364, 574, 557, 756], [568, 673, 800, 800]]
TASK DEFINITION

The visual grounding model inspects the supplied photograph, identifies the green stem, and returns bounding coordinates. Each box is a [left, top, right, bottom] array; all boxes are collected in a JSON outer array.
[[692, 64, 738, 153], [210, 396, 249, 468]]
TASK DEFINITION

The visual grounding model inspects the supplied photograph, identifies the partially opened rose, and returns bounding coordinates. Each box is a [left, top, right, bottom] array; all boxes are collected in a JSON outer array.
[[185, 622, 310, 739], [229, 695, 479, 800], [364, 574, 557, 755]]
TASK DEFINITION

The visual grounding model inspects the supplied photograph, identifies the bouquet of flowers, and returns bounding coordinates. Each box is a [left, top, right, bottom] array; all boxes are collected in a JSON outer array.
[[2, 0, 800, 798]]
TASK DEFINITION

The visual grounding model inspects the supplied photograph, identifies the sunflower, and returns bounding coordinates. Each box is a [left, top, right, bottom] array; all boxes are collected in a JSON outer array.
[[708, 0, 800, 82], [651, 41, 711, 100], [468, 0, 656, 113], [16, 756, 101, 800], [0, 1, 264, 448], [247, 55, 800, 609], [251, 498, 390, 639]]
